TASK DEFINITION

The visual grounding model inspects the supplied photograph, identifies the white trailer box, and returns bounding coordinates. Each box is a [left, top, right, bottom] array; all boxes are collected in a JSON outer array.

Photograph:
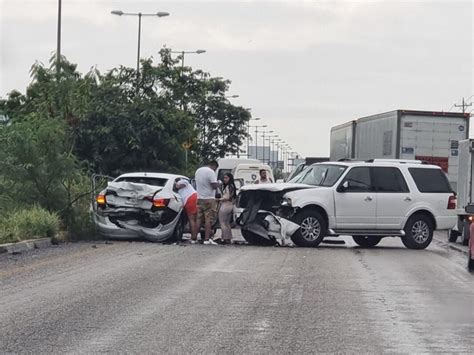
[[330, 120, 356, 161], [456, 139, 474, 211], [450, 139, 474, 245], [353, 110, 469, 191]]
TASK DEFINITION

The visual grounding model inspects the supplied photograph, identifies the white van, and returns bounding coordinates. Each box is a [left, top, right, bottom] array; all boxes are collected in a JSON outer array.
[[216, 158, 261, 182], [232, 163, 274, 186]]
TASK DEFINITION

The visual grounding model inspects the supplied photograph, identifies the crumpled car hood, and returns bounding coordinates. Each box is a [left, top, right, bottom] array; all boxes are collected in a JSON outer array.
[[239, 182, 315, 192]]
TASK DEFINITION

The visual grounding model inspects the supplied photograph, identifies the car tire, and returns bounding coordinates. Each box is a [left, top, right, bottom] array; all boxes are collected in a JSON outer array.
[[352, 236, 382, 248], [402, 214, 434, 250], [241, 229, 275, 246], [291, 210, 327, 247]]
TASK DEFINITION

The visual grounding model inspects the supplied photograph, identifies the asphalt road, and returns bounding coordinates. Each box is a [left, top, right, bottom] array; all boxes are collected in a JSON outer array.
[[1, 233, 473, 354]]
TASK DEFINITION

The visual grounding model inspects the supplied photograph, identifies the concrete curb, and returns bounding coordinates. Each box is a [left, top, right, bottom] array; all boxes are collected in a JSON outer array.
[[0, 238, 52, 255]]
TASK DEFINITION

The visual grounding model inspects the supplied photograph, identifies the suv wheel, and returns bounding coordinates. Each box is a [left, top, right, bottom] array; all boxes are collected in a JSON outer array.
[[402, 214, 433, 249], [291, 210, 327, 247], [241, 229, 275, 246], [352, 236, 382, 248]]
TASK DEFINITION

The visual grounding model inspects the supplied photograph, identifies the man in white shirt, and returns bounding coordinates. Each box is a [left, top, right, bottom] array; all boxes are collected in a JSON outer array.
[[253, 169, 274, 184], [195, 160, 219, 245]]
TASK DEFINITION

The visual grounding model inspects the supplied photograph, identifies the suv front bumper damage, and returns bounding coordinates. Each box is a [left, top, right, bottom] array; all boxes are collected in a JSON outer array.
[[238, 209, 300, 246]]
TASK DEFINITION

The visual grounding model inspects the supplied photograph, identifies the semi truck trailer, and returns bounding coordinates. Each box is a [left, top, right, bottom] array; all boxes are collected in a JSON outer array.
[[330, 110, 470, 190]]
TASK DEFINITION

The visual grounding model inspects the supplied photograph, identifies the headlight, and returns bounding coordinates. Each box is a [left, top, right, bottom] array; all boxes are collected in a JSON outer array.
[[281, 197, 292, 207]]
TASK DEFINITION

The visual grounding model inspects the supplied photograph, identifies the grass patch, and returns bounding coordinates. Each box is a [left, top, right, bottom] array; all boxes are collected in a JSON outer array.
[[0, 206, 60, 244]]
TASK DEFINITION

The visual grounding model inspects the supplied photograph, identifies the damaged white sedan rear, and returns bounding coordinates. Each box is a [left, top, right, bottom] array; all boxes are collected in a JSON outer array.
[[92, 173, 187, 243]]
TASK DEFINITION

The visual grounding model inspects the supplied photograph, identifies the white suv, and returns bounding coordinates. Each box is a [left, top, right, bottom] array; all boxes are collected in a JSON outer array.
[[236, 160, 457, 249]]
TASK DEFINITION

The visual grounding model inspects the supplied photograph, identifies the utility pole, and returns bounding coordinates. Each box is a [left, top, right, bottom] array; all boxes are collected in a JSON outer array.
[[56, 0, 62, 76], [454, 97, 473, 113]]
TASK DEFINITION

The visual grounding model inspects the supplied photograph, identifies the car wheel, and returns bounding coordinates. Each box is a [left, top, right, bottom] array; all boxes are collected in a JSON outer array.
[[402, 214, 433, 250], [241, 229, 275, 246], [352, 236, 382, 248], [291, 210, 327, 247]]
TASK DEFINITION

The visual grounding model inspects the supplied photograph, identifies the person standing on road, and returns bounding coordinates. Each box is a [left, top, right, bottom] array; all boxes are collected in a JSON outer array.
[[174, 178, 198, 243], [216, 173, 237, 244], [253, 169, 273, 184], [195, 160, 219, 245]]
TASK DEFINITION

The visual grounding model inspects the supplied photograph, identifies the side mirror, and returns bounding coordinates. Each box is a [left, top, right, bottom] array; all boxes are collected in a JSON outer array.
[[338, 180, 349, 193]]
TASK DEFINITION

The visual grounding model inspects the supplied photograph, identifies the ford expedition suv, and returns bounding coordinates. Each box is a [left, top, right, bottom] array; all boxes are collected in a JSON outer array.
[[236, 160, 457, 249]]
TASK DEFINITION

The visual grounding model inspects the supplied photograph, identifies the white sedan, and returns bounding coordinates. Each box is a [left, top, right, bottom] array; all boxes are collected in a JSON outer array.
[[92, 172, 188, 243]]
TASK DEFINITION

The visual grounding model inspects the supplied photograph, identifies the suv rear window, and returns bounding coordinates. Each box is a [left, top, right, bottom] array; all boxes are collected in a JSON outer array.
[[408, 168, 452, 193]]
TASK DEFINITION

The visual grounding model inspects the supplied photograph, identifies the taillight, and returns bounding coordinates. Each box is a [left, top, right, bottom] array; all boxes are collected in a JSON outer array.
[[153, 198, 170, 208], [96, 194, 106, 206], [447, 195, 457, 210]]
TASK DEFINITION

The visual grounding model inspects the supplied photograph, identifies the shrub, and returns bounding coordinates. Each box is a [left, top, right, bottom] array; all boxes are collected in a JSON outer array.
[[0, 206, 60, 244]]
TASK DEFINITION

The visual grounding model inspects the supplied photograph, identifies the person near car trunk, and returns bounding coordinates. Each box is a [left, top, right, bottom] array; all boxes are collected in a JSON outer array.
[[215, 173, 237, 244], [174, 178, 198, 243], [253, 169, 273, 184], [195, 160, 219, 245]]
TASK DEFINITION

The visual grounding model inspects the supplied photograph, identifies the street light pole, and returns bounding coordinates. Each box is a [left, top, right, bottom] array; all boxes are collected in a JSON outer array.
[[252, 124, 266, 160], [246, 117, 260, 158], [137, 13, 142, 75], [56, 0, 62, 76], [111, 10, 169, 86], [261, 130, 273, 164], [170, 49, 206, 77]]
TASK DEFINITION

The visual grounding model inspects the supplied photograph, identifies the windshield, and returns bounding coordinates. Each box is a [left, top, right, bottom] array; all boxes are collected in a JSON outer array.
[[289, 164, 347, 186]]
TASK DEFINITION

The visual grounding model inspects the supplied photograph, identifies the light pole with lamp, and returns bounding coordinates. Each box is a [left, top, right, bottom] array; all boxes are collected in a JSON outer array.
[[170, 49, 206, 74], [251, 124, 267, 160], [261, 130, 273, 164], [246, 117, 260, 158], [111, 10, 169, 83], [56, 0, 62, 75], [267, 134, 278, 168]]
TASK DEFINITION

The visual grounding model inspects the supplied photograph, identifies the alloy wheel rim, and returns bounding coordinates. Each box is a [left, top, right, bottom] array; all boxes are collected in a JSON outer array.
[[412, 220, 430, 243], [301, 217, 321, 241]]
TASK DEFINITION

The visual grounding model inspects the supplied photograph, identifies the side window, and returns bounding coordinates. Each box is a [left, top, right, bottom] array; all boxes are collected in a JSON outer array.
[[372, 167, 409, 193], [340, 167, 372, 192], [408, 168, 452, 193]]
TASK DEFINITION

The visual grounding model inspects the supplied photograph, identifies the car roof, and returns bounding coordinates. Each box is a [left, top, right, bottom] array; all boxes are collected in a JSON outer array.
[[310, 160, 443, 169], [116, 172, 188, 180]]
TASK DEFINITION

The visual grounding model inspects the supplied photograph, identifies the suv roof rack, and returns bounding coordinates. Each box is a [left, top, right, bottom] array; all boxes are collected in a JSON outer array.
[[337, 158, 362, 162], [365, 159, 424, 164]]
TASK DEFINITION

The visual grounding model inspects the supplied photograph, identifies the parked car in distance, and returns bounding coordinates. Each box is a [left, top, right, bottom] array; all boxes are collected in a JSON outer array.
[[233, 163, 274, 186], [236, 160, 457, 249], [92, 172, 188, 243]]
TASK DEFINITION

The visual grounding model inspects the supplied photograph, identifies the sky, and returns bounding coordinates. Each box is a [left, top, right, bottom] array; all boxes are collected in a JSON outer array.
[[1, 0, 473, 157]]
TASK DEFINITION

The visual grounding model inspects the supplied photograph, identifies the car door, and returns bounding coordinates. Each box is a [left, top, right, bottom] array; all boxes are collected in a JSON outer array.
[[334, 167, 376, 229], [372, 167, 412, 229]]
